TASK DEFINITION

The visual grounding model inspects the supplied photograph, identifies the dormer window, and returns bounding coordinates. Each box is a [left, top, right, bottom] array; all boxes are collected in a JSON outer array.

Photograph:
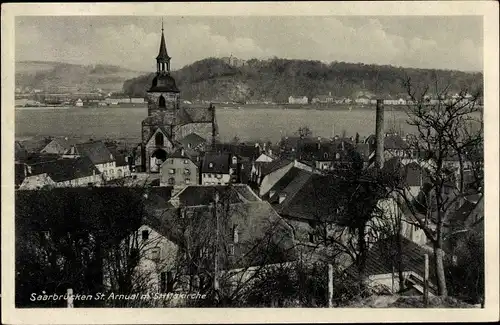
[[209, 162, 214, 168], [142, 230, 149, 241], [232, 156, 238, 165]]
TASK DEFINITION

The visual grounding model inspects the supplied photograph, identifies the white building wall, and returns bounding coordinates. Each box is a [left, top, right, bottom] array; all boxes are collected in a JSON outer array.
[[202, 173, 231, 185], [259, 162, 294, 196]]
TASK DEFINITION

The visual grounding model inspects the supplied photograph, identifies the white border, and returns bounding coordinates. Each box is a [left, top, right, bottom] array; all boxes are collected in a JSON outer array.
[[2, 2, 499, 324]]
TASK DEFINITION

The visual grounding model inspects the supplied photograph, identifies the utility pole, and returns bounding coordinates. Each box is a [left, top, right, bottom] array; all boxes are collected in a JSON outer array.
[[327, 264, 334, 307], [213, 192, 220, 300], [423, 253, 429, 307]]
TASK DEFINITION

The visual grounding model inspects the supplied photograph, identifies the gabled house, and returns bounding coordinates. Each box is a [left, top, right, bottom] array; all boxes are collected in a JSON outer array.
[[112, 200, 297, 298], [40, 137, 77, 155], [18, 157, 101, 190], [201, 153, 238, 185], [64, 140, 118, 180], [177, 133, 207, 155], [160, 149, 200, 188]]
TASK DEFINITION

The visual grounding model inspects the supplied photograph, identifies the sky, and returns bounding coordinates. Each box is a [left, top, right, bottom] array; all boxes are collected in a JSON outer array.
[[15, 16, 483, 72]]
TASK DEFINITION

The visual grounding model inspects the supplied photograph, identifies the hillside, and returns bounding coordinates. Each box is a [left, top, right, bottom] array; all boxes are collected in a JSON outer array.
[[16, 61, 146, 92], [122, 58, 483, 103]]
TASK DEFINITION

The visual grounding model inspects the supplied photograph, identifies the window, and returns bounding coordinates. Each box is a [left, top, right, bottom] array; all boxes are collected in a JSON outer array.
[[208, 162, 214, 168], [216, 174, 222, 179], [232, 156, 238, 165], [233, 224, 239, 243], [159, 95, 166, 108], [228, 244, 235, 256], [208, 174, 213, 178], [184, 159, 189, 164], [168, 178, 175, 185], [169, 169, 175, 174], [150, 247, 160, 261], [324, 153, 328, 159], [187, 143, 192, 149], [142, 230, 149, 241], [155, 133, 164, 146], [184, 169, 191, 175], [308, 233, 315, 243], [185, 178, 191, 184]]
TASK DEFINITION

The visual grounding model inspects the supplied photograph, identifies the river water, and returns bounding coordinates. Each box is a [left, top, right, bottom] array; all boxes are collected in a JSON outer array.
[[14, 105, 480, 144]]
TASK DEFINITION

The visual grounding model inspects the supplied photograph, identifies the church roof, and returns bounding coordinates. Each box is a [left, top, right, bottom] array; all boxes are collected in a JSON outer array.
[[156, 28, 170, 61]]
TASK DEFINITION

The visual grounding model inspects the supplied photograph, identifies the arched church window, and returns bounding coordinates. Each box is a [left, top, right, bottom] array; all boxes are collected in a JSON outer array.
[[159, 95, 166, 109], [155, 132, 164, 146]]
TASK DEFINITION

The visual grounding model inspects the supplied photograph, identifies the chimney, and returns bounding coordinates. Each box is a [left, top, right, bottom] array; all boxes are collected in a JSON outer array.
[[375, 99, 385, 169]]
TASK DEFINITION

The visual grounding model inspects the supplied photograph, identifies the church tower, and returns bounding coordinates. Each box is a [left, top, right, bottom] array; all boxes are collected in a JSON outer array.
[[140, 21, 181, 173], [146, 21, 180, 117]]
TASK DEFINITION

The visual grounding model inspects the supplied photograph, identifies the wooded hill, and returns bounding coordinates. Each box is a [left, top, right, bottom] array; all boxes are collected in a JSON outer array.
[[122, 58, 483, 103], [16, 61, 146, 92]]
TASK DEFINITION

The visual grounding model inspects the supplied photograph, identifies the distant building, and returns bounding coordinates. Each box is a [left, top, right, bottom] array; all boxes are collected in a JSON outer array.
[[312, 92, 334, 104], [355, 95, 370, 105], [288, 96, 308, 105], [75, 98, 84, 107]]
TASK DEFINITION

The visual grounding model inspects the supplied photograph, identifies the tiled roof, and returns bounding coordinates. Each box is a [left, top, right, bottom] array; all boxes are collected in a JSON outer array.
[[264, 167, 311, 200], [147, 201, 297, 268], [177, 133, 207, 150], [74, 141, 115, 165], [276, 174, 341, 222], [106, 145, 128, 167], [29, 157, 100, 182], [260, 159, 293, 177], [173, 184, 259, 206], [345, 236, 437, 285], [214, 143, 261, 160], [202, 152, 231, 174]]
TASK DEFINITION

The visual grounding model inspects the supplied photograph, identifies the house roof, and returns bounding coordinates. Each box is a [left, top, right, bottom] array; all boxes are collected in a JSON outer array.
[[202, 152, 232, 174], [41, 137, 78, 154], [213, 143, 261, 160], [345, 236, 437, 285], [275, 174, 341, 222], [177, 133, 207, 150], [172, 184, 260, 207], [265, 167, 312, 201], [73, 141, 115, 165], [146, 201, 297, 268], [29, 157, 101, 182], [106, 145, 128, 167], [365, 134, 408, 151], [260, 159, 293, 177]]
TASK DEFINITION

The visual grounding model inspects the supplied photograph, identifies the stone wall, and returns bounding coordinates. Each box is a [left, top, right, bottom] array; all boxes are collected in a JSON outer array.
[[174, 122, 214, 142], [147, 91, 180, 115]]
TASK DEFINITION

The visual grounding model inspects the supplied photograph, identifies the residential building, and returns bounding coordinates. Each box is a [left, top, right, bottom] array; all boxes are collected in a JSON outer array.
[[18, 157, 101, 190], [160, 149, 200, 188], [312, 92, 334, 104], [288, 96, 308, 105], [113, 200, 296, 296], [201, 153, 239, 185], [64, 140, 118, 180], [40, 137, 77, 155], [75, 98, 84, 107]]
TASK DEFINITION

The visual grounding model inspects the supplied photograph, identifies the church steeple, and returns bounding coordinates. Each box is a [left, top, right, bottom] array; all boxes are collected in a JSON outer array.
[[156, 19, 171, 74]]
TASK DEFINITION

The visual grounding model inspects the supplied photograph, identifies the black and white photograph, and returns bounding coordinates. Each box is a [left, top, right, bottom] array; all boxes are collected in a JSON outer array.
[[2, 2, 499, 323]]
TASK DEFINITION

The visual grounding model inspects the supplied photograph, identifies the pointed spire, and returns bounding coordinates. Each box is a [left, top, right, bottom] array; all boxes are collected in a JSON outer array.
[[156, 19, 170, 62]]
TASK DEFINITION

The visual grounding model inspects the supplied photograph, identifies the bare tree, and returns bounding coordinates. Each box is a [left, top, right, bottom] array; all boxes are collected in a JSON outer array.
[[397, 77, 483, 296]]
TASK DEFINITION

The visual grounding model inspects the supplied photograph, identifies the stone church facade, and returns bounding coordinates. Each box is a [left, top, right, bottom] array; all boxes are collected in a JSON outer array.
[[137, 23, 218, 173]]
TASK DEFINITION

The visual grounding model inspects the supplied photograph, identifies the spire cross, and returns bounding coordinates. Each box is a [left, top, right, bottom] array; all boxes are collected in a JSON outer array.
[[161, 18, 164, 32]]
